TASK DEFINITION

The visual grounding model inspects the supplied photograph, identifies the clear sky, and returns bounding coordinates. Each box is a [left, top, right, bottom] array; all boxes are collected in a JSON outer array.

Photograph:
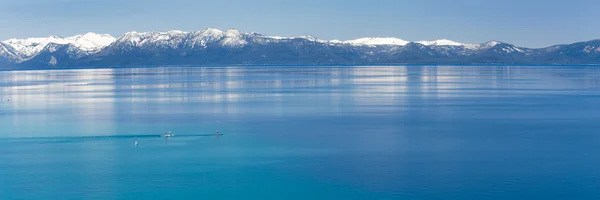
[[0, 0, 597, 47]]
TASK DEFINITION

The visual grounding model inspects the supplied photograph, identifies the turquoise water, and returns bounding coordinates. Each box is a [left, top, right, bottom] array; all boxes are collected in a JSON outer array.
[[2, 66, 600, 199]]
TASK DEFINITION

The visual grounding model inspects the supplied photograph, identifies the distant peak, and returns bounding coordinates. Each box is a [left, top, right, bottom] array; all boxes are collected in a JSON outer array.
[[123, 31, 141, 35], [204, 28, 222, 31], [485, 40, 502, 46], [343, 37, 409, 46], [225, 29, 243, 36], [300, 35, 317, 39], [416, 39, 464, 46], [198, 28, 224, 38], [202, 28, 223, 34], [75, 32, 115, 39], [167, 30, 186, 34], [82, 32, 104, 36]]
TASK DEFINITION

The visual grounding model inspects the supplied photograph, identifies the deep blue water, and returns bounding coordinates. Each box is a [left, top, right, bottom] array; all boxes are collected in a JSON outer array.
[[2, 66, 600, 199]]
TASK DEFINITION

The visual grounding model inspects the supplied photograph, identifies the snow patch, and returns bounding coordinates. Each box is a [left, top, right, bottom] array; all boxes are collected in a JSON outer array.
[[265, 36, 294, 40], [343, 37, 409, 46], [49, 56, 57, 66], [416, 39, 464, 46]]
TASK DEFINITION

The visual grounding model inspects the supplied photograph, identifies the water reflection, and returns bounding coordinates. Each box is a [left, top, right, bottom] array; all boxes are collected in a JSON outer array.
[[2, 65, 600, 138]]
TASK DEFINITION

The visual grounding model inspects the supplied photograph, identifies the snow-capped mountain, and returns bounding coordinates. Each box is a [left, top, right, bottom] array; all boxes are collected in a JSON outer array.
[[0, 28, 599, 69], [0, 32, 115, 61]]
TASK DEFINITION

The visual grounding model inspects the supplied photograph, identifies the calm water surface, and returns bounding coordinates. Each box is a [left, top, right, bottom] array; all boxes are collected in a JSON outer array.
[[1, 66, 600, 199]]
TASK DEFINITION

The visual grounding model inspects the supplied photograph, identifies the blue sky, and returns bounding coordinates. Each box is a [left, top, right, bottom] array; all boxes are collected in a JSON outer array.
[[0, 0, 597, 47]]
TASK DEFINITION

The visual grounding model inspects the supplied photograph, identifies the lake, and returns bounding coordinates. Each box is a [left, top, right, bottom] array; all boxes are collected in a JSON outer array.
[[1, 65, 600, 199]]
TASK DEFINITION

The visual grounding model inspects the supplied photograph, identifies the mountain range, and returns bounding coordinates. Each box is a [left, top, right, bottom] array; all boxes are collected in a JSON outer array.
[[1, 28, 599, 69]]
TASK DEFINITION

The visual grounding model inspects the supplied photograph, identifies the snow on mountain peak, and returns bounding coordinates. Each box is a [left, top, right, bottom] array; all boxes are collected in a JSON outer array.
[[123, 31, 140, 35], [297, 35, 326, 43], [416, 39, 464, 46], [462, 40, 503, 50], [204, 28, 223, 33], [119, 31, 148, 45], [69, 32, 116, 50], [343, 37, 409, 46], [265, 36, 294, 40], [483, 40, 501, 48], [1, 32, 115, 59], [225, 29, 242, 36], [341, 38, 467, 47], [221, 29, 247, 47], [121, 28, 247, 49], [154, 31, 186, 40], [199, 28, 224, 38], [117, 30, 190, 48], [167, 30, 186, 34]]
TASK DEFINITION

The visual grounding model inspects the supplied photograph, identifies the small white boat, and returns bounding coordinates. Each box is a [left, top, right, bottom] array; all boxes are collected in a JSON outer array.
[[163, 131, 174, 137]]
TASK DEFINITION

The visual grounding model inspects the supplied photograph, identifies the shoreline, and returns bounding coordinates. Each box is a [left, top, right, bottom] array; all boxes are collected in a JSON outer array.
[[2, 63, 600, 72]]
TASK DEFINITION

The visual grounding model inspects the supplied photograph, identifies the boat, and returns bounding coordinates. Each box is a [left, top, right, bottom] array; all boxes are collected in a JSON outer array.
[[163, 131, 175, 137]]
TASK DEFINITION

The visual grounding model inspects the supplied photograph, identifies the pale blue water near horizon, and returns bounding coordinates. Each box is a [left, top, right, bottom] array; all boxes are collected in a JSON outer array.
[[1, 65, 600, 199]]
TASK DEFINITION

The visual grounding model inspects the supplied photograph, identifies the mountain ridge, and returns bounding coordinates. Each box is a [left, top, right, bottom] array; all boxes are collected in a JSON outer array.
[[1, 28, 599, 69]]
